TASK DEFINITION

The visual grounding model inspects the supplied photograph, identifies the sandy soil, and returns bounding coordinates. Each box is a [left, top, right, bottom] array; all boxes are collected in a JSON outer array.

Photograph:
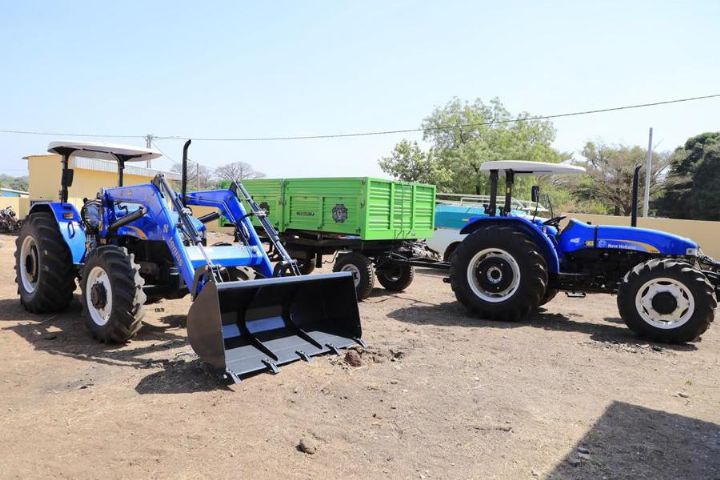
[[0, 232, 718, 479]]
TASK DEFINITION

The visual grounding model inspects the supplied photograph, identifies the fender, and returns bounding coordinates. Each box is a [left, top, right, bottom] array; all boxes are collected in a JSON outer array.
[[28, 202, 87, 265], [460, 216, 560, 273]]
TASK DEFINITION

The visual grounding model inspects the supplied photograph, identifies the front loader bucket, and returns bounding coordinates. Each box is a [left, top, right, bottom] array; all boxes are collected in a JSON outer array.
[[187, 272, 362, 381]]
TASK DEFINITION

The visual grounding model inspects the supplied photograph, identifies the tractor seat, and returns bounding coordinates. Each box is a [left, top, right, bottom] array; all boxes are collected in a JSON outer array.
[[185, 245, 265, 268]]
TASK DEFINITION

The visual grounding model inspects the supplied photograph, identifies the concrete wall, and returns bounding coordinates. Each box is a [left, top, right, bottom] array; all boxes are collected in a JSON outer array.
[[565, 213, 720, 258]]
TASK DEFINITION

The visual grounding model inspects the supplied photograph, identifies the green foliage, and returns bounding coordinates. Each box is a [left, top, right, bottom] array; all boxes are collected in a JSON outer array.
[[654, 132, 720, 220], [377, 140, 452, 188], [561, 142, 670, 216], [379, 98, 567, 196], [0, 174, 29, 192]]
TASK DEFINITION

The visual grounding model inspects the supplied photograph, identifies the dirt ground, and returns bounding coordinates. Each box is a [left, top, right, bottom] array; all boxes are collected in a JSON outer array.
[[1, 232, 718, 480]]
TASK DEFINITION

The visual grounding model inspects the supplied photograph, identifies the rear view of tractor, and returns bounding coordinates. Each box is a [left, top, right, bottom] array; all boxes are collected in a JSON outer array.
[[15, 141, 362, 381], [450, 160, 718, 343]]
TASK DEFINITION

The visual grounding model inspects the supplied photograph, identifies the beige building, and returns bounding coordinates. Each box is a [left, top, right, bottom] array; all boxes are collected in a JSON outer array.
[[20, 153, 180, 217]]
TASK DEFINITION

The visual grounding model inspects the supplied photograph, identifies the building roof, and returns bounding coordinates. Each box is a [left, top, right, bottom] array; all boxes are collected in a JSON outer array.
[[48, 141, 161, 162], [480, 160, 586, 175], [0, 187, 29, 195]]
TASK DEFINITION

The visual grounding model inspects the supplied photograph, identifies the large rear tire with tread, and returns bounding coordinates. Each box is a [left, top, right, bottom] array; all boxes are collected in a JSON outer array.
[[617, 259, 715, 343], [376, 263, 414, 292], [15, 212, 76, 313], [80, 246, 146, 343], [333, 252, 375, 300], [450, 225, 548, 321], [539, 288, 559, 306]]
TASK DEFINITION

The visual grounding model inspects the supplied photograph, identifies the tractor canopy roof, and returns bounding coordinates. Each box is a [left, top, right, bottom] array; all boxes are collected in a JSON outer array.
[[48, 141, 161, 162], [480, 160, 585, 176]]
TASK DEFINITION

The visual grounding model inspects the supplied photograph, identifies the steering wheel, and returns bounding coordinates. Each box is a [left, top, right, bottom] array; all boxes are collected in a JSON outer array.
[[542, 216, 567, 228]]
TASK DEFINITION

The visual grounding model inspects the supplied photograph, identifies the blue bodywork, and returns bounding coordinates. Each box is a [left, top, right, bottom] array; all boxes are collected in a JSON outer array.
[[461, 215, 698, 274], [28, 202, 86, 264], [30, 182, 274, 297]]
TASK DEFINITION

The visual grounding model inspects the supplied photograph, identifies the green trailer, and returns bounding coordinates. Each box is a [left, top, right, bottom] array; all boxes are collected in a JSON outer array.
[[237, 177, 445, 299]]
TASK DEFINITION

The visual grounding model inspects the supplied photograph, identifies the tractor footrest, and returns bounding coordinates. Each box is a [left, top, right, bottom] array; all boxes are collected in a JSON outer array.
[[565, 291, 587, 298]]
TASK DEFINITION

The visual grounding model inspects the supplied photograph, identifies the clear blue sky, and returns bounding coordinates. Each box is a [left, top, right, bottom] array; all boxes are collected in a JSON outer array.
[[1, 1, 718, 178]]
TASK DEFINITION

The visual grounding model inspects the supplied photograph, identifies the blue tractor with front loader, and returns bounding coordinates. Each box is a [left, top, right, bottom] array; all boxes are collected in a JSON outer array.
[[450, 160, 719, 343], [15, 141, 362, 382]]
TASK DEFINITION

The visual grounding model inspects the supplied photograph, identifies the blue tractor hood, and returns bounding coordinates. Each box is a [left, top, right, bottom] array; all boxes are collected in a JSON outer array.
[[560, 219, 698, 256]]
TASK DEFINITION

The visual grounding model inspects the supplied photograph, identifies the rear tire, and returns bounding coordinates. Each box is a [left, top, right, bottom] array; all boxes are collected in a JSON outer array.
[[333, 252, 375, 300], [376, 263, 414, 292], [450, 225, 548, 321], [617, 259, 715, 343], [15, 212, 76, 313], [80, 246, 146, 343], [539, 288, 559, 306]]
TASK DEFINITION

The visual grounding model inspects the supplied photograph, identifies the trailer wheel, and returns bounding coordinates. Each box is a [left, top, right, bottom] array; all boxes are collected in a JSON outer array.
[[15, 212, 76, 313], [296, 258, 316, 275], [80, 246, 146, 343], [450, 225, 547, 321], [333, 252, 375, 300], [376, 263, 414, 292], [617, 259, 715, 343]]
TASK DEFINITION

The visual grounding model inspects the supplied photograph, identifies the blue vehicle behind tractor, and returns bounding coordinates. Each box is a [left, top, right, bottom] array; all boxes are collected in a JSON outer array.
[[449, 161, 719, 343], [15, 141, 362, 382]]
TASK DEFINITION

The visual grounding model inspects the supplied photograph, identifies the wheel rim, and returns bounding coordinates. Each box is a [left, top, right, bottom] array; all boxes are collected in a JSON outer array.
[[86, 266, 113, 326], [466, 248, 521, 303], [19, 235, 39, 294], [380, 265, 402, 282], [635, 277, 695, 329], [341, 264, 362, 288]]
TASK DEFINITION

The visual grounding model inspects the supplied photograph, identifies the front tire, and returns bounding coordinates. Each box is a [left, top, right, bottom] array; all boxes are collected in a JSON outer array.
[[80, 246, 146, 343], [450, 225, 548, 321], [15, 212, 76, 313], [333, 252, 375, 300], [617, 259, 715, 343]]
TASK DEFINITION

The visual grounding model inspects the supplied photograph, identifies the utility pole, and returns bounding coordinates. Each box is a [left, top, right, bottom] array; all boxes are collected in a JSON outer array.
[[145, 133, 154, 168], [642, 127, 653, 217]]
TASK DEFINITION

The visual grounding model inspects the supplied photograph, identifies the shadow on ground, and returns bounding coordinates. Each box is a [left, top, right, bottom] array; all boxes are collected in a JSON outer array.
[[0, 298, 228, 393], [386, 300, 698, 351], [548, 401, 720, 479]]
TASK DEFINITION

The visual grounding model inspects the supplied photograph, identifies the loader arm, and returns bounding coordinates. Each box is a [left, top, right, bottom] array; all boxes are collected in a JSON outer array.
[[183, 188, 274, 278], [100, 180, 201, 293]]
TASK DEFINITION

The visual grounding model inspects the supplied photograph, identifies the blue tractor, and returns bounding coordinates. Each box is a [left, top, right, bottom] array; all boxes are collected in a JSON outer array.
[[15, 141, 362, 382], [449, 160, 719, 343]]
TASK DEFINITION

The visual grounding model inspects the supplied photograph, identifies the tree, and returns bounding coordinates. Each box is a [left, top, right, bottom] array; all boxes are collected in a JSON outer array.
[[378, 140, 451, 187], [654, 132, 720, 220], [171, 160, 214, 190], [0, 174, 29, 192], [565, 141, 670, 216], [379, 98, 567, 195], [215, 161, 266, 182]]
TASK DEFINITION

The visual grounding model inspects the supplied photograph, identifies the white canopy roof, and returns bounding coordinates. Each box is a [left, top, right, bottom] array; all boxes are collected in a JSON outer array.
[[480, 160, 585, 175], [48, 141, 162, 162]]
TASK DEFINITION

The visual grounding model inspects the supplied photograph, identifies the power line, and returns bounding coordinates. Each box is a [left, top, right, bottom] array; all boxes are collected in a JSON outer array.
[[154, 94, 720, 141], [1, 93, 718, 142]]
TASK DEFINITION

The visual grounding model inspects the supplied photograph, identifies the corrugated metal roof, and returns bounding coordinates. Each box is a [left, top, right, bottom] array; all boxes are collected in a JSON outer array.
[[0, 187, 29, 195], [70, 157, 181, 180]]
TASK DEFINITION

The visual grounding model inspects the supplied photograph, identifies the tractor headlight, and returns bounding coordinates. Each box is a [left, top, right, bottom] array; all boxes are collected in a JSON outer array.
[[686, 247, 699, 256], [81, 200, 103, 232]]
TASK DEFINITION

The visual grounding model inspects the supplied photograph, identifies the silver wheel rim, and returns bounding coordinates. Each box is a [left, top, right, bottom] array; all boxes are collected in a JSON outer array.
[[466, 248, 521, 303], [19, 235, 39, 294], [341, 264, 362, 288], [86, 266, 113, 327], [634, 277, 695, 329]]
